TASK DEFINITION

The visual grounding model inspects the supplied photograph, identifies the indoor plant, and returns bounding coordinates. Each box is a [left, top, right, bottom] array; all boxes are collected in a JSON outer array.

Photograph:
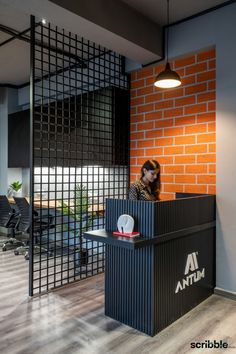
[[8, 181, 22, 197], [59, 184, 94, 266]]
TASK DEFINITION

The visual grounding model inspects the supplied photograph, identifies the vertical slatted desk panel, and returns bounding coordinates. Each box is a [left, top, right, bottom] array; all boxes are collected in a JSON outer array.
[[84, 194, 216, 336]]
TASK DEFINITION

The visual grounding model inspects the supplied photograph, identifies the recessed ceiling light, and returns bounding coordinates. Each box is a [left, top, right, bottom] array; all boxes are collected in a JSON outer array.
[[42, 18, 47, 25]]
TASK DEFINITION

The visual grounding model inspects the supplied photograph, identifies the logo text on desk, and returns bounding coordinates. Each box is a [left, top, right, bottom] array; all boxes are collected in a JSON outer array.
[[175, 252, 205, 294]]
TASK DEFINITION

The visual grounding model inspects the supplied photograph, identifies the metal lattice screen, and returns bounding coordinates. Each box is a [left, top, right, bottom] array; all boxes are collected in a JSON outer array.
[[29, 16, 129, 295]]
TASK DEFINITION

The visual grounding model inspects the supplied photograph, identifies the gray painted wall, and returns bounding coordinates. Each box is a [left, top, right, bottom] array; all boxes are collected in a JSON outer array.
[[168, 3, 236, 293]]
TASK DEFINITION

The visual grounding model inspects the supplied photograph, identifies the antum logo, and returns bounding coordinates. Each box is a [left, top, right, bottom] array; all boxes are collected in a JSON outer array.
[[184, 252, 199, 274], [175, 252, 205, 294]]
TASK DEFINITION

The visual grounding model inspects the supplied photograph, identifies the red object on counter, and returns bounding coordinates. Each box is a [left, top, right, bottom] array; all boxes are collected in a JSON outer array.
[[112, 231, 140, 238]]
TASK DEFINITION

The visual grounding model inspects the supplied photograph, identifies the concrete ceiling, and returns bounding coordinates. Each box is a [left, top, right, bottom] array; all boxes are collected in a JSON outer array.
[[120, 0, 230, 26], [0, 0, 231, 86]]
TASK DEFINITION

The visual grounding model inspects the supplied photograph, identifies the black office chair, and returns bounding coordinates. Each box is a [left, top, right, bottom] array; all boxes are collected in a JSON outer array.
[[13, 197, 54, 259], [0, 195, 22, 251]]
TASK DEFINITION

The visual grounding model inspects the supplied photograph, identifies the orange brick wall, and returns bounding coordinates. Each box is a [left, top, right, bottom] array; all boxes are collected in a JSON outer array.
[[130, 48, 216, 200]]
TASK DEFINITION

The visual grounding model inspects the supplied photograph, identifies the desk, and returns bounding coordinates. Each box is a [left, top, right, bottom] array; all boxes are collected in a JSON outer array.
[[8, 197, 104, 213], [84, 194, 216, 336]]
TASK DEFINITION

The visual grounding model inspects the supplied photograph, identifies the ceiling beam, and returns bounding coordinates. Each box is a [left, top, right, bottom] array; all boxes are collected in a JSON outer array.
[[49, 0, 163, 63]]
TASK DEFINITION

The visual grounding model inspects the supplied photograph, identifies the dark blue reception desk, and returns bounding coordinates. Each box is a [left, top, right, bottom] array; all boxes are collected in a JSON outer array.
[[84, 193, 216, 336]]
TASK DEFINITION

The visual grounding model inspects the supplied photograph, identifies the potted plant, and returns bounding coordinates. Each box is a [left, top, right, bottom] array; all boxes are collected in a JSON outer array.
[[59, 184, 95, 267], [8, 181, 22, 197]]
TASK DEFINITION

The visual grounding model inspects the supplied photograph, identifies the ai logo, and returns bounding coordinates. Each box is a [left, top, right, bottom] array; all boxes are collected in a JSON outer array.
[[184, 252, 199, 275], [175, 252, 205, 294]]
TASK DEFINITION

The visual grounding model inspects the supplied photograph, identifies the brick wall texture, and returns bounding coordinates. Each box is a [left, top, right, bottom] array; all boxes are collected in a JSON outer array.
[[130, 48, 216, 200]]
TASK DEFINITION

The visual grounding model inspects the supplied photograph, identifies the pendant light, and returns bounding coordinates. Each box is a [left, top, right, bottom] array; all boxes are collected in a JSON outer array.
[[154, 0, 181, 89]]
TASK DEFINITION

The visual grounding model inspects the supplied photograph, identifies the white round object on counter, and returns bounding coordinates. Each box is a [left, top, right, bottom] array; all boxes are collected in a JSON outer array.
[[117, 214, 134, 234]]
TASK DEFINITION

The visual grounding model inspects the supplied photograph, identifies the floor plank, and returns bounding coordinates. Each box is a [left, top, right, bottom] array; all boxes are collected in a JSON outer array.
[[0, 237, 236, 354]]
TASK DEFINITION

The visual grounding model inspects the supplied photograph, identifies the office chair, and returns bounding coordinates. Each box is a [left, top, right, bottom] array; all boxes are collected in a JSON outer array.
[[0, 195, 22, 251], [13, 197, 55, 259]]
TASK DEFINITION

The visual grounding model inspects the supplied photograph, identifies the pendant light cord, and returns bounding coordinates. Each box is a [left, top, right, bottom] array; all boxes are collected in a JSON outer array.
[[166, 0, 169, 62], [154, 0, 181, 88]]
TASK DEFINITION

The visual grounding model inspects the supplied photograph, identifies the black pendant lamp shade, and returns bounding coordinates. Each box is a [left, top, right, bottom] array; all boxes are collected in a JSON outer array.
[[154, 62, 181, 88], [154, 0, 181, 89]]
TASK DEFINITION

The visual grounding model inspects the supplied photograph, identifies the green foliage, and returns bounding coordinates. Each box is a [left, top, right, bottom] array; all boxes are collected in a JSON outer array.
[[9, 181, 22, 192], [60, 184, 94, 234]]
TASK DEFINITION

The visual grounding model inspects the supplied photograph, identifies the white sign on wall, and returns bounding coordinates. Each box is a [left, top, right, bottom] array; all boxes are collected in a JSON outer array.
[[175, 252, 205, 294]]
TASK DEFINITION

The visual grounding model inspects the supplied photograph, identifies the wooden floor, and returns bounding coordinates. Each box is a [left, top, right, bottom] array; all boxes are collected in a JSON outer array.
[[0, 241, 236, 354]]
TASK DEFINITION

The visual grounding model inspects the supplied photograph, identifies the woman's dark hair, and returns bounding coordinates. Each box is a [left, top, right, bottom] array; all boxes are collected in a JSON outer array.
[[141, 160, 161, 199]]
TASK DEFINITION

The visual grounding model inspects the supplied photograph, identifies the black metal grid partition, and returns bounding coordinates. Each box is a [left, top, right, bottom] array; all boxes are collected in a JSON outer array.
[[29, 16, 129, 295]]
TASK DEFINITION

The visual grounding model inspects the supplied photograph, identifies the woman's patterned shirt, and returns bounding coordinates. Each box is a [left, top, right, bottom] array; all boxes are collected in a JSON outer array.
[[128, 179, 158, 201]]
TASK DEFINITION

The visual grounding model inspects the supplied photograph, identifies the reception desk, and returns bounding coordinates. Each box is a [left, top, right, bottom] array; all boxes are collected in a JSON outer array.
[[84, 193, 216, 336]]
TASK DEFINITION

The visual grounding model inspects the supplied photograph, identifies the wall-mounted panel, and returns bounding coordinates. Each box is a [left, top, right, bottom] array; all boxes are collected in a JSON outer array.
[[8, 109, 30, 168]]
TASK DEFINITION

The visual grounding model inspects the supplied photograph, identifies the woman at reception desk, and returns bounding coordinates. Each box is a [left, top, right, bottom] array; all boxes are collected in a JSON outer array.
[[84, 163, 216, 336], [129, 160, 161, 201]]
